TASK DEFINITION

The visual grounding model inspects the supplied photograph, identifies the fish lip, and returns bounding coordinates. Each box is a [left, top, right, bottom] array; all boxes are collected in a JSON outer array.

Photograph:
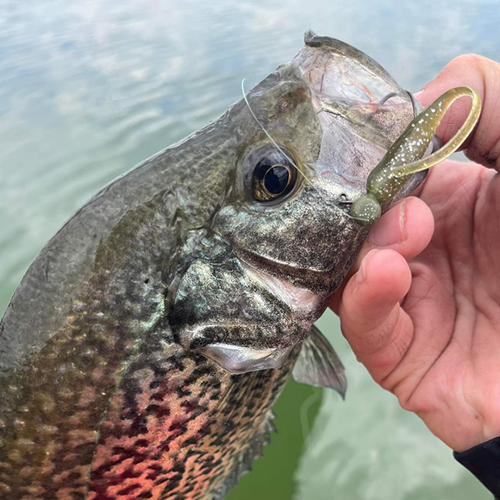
[[294, 32, 406, 109], [302, 30, 399, 88], [199, 343, 294, 374]]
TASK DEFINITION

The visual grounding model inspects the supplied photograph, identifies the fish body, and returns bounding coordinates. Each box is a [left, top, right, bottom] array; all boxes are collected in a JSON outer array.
[[0, 32, 425, 500]]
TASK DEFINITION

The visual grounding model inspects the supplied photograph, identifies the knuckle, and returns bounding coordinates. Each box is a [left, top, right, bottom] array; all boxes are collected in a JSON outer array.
[[444, 53, 487, 73]]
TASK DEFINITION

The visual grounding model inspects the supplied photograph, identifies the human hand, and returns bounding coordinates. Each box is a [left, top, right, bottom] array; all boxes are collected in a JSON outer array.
[[330, 54, 500, 452]]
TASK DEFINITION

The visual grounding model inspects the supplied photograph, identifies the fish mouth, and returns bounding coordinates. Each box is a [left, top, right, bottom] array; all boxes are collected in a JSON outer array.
[[297, 30, 404, 107], [199, 343, 294, 374], [294, 31, 417, 151]]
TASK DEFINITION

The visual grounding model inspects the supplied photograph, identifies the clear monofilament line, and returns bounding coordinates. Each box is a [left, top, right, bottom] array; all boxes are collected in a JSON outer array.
[[241, 79, 312, 184]]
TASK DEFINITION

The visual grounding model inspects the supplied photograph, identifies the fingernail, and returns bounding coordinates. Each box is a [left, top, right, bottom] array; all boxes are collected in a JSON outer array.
[[413, 81, 433, 101], [367, 200, 406, 247]]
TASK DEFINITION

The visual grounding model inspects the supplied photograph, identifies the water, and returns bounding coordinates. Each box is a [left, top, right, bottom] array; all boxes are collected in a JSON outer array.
[[0, 0, 498, 498]]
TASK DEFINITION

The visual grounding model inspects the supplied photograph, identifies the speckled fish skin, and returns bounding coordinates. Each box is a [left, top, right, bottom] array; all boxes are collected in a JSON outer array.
[[0, 32, 425, 500]]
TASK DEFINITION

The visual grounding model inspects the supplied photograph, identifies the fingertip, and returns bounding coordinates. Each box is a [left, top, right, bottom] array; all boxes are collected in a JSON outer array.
[[331, 198, 432, 317], [416, 54, 500, 170], [400, 196, 435, 254], [416, 54, 486, 109], [356, 249, 411, 303]]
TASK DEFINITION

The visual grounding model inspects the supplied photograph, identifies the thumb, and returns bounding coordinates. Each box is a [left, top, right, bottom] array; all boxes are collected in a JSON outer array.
[[337, 249, 414, 384], [415, 54, 500, 171]]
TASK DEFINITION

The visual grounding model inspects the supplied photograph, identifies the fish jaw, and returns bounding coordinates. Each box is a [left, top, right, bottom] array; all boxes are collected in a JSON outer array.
[[212, 33, 426, 298], [296, 31, 416, 147], [297, 31, 402, 106]]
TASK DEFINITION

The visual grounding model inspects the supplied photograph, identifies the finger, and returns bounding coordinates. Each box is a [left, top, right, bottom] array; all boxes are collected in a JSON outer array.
[[415, 54, 500, 171], [329, 196, 434, 313], [366, 196, 434, 255], [337, 249, 414, 382]]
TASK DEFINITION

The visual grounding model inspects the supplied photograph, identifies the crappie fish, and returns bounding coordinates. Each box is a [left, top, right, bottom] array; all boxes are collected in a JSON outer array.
[[0, 31, 478, 500]]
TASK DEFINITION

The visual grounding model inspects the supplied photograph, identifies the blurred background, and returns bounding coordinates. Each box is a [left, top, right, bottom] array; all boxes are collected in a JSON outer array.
[[0, 0, 498, 498]]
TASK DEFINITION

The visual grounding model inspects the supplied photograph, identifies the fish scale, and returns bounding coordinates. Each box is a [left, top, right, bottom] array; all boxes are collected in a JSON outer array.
[[87, 347, 297, 500], [0, 193, 179, 499]]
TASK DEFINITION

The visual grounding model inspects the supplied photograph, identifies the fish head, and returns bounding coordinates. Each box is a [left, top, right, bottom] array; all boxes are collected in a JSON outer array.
[[173, 32, 425, 373], [216, 31, 425, 292]]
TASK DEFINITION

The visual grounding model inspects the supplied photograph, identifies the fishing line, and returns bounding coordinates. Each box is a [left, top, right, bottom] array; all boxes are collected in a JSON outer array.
[[241, 79, 312, 183]]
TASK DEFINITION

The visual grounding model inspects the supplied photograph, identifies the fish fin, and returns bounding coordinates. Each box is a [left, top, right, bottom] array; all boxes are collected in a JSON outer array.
[[208, 347, 299, 500], [209, 411, 276, 500], [292, 324, 347, 399]]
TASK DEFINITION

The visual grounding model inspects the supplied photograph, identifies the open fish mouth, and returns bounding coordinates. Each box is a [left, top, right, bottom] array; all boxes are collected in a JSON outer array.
[[295, 30, 417, 154], [298, 31, 406, 106]]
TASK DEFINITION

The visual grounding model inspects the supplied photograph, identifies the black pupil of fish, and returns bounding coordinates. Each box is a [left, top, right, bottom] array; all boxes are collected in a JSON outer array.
[[264, 165, 290, 194], [251, 152, 296, 202]]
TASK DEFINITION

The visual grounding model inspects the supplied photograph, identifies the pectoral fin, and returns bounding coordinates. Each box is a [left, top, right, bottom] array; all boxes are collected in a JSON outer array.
[[292, 325, 347, 399]]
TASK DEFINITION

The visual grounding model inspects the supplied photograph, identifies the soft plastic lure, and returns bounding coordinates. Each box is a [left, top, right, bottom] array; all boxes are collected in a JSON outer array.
[[351, 86, 482, 224]]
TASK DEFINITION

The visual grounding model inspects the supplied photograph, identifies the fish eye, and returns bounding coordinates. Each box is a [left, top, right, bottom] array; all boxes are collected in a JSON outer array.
[[250, 150, 297, 202]]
